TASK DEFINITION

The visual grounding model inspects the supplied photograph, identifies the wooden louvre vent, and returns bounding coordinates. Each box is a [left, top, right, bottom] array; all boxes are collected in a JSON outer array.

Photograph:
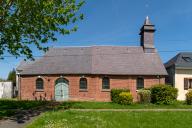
[[184, 78, 189, 90], [184, 78, 192, 90]]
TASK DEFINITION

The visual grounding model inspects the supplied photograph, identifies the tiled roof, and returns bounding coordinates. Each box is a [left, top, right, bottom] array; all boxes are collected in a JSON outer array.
[[165, 52, 192, 68], [17, 46, 167, 75]]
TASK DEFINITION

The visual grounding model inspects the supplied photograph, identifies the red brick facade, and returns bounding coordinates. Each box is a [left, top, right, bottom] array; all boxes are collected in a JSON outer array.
[[19, 75, 165, 101]]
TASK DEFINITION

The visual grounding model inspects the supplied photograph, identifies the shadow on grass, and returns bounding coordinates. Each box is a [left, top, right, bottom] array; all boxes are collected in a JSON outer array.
[[1, 100, 191, 124], [0, 100, 61, 124]]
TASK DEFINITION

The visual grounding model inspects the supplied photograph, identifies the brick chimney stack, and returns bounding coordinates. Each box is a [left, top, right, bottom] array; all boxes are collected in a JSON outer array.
[[140, 16, 156, 53]]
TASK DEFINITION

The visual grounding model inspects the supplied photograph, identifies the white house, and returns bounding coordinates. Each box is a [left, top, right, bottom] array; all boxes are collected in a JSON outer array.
[[165, 52, 192, 100], [0, 82, 13, 98]]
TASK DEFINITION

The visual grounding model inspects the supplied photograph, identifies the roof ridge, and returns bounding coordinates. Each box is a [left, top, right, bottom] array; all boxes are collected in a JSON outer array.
[[49, 46, 142, 49], [164, 52, 189, 68], [175, 53, 182, 64]]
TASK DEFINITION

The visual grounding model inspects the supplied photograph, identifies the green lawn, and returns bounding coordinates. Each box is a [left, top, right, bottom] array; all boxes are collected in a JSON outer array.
[[26, 110, 192, 128], [0, 100, 48, 119], [59, 101, 192, 109], [2, 100, 192, 127]]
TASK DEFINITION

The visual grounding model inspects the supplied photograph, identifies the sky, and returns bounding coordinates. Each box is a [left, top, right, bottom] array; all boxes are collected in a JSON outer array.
[[1, 0, 192, 79]]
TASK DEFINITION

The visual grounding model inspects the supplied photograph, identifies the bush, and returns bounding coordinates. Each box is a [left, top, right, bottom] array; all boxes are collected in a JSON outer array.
[[186, 90, 192, 105], [111, 89, 130, 103], [138, 89, 151, 104], [118, 92, 133, 105], [150, 85, 178, 105]]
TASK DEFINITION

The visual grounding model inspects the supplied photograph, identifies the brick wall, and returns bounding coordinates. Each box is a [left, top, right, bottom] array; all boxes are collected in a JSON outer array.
[[19, 75, 165, 101]]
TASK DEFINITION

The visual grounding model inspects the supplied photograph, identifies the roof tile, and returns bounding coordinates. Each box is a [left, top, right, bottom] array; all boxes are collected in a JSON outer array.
[[17, 46, 167, 75]]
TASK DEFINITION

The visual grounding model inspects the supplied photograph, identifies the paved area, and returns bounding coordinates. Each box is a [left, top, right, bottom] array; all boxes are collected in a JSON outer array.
[[0, 102, 61, 128], [0, 109, 42, 128], [0, 114, 39, 128]]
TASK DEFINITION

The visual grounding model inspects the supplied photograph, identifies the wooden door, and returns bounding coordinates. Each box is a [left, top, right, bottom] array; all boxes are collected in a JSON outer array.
[[55, 78, 69, 101]]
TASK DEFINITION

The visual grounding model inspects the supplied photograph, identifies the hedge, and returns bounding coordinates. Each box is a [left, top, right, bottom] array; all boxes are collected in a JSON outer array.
[[118, 92, 133, 105], [186, 90, 192, 105], [150, 85, 178, 105], [111, 88, 130, 103], [137, 89, 151, 104]]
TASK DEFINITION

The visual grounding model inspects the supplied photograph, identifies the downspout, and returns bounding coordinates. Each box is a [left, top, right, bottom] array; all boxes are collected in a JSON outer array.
[[16, 70, 22, 100], [19, 73, 21, 100], [157, 75, 160, 85]]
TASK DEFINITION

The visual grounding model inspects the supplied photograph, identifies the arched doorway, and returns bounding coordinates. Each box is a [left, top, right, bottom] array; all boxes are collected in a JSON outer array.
[[55, 78, 69, 101]]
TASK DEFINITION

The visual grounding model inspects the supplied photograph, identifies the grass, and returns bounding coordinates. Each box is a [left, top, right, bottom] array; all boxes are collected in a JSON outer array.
[[0, 100, 190, 127], [0, 99, 48, 119], [26, 110, 192, 128], [58, 101, 192, 109]]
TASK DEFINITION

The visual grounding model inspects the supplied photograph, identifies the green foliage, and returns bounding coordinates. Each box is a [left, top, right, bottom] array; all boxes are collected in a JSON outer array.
[[0, 100, 48, 110], [0, 100, 48, 119], [186, 90, 192, 105], [111, 88, 130, 103], [7, 69, 16, 84], [150, 85, 178, 105], [118, 92, 133, 105], [137, 89, 151, 104], [0, 78, 6, 82], [0, 0, 85, 59]]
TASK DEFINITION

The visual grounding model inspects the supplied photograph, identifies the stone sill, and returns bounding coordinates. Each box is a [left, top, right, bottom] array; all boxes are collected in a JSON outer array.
[[79, 89, 88, 92], [101, 89, 110, 92], [35, 90, 44, 92]]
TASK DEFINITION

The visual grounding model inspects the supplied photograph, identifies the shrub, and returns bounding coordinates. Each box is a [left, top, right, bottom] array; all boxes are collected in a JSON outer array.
[[118, 92, 133, 105], [186, 90, 192, 105], [111, 89, 130, 103], [137, 89, 151, 104], [150, 85, 178, 105]]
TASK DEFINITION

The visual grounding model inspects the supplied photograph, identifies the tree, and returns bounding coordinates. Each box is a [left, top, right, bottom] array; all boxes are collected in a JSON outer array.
[[7, 68, 16, 84], [0, 0, 84, 60], [0, 78, 5, 82]]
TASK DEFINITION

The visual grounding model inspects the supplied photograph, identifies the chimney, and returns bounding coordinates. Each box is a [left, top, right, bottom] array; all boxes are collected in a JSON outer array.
[[139, 16, 156, 53]]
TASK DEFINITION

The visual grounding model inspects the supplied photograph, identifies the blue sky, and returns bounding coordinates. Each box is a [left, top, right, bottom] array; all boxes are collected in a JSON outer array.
[[1, 0, 192, 79]]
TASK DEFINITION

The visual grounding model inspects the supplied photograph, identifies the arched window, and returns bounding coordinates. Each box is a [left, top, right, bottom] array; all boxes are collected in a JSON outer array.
[[36, 78, 44, 90], [55, 78, 68, 85], [79, 78, 87, 90], [137, 78, 144, 90], [102, 77, 110, 89]]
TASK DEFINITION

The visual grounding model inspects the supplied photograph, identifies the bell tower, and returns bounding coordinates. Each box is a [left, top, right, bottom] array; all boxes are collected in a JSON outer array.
[[140, 16, 156, 53]]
